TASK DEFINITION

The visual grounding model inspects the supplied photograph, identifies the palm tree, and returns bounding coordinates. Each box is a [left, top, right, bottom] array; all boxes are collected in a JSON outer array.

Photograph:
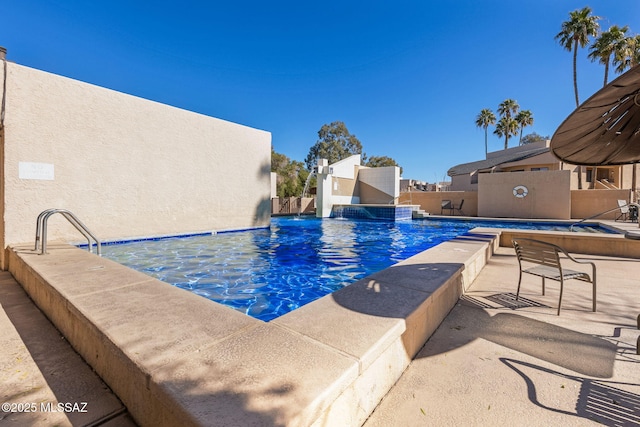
[[497, 99, 519, 120], [613, 34, 640, 73], [515, 110, 534, 144], [555, 7, 601, 107], [475, 109, 496, 158], [588, 25, 628, 86], [494, 116, 519, 150], [494, 99, 520, 150]]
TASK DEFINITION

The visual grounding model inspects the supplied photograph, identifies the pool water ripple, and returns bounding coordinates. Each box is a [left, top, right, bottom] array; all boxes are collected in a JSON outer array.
[[101, 216, 614, 321]]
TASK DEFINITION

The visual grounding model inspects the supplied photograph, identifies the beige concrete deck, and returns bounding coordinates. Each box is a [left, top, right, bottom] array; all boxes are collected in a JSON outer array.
[[0, 271, 137, 426], [1, 219, 639, 426], [364, 243, 640, 426]]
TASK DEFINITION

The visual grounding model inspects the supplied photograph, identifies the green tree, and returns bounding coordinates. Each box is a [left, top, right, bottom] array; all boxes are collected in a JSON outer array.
[[588, 25, 628, 86], [365, 155, 403, 175], [475, 108, 496, 158], [555, 7, 601, 107], [515, 110, 534, 144], [495, 99, 520, 149], [271, 147, 308, 197], [520, 132, 550, 145], [304, 121, 366, 171]]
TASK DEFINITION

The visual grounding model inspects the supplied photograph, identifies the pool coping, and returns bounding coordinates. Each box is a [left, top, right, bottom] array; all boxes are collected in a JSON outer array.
[[6, 225, 640, 426]]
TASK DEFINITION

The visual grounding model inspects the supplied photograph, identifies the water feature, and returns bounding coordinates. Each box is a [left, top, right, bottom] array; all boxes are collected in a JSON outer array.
[[100, 217, 616, 322], [298, 171, 316, 217]]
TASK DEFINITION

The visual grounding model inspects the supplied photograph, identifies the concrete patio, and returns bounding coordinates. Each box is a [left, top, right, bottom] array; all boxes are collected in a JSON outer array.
[[364, 243, 640, 426]]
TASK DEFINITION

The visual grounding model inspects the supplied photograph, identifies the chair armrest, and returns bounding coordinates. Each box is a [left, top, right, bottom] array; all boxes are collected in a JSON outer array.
[[558, 247, 597, 278]]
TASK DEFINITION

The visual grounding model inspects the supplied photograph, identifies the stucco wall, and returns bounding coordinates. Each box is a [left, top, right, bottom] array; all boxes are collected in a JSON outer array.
[[478, 170, 571, 219], [398, 191, 478, 216], [570, 189, 631, 220], [358, 166, 399, 204], [450, 174, 477, 192], [2, 62, 271, 261]]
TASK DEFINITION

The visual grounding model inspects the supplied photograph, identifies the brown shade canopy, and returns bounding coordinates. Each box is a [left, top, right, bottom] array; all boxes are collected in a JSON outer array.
[[551, 65, 640, 166]]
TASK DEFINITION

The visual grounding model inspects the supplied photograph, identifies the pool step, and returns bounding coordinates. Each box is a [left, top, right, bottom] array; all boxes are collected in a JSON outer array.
[[412, 209, 430, 219]]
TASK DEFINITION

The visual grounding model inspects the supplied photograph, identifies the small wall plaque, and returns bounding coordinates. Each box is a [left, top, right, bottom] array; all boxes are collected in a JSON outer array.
[[19, 162, 55, 180]]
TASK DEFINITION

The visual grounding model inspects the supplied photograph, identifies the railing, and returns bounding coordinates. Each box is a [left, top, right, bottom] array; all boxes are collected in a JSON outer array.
[[34, 209, 101, 255], [569, 204, 637, 231]]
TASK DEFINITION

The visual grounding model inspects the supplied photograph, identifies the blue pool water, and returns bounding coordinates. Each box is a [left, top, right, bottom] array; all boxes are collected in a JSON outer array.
[[101, 217, 615, 321]]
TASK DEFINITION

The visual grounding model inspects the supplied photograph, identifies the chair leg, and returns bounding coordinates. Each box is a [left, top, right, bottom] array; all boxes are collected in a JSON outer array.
[[637, 314, 640, 355], [541, 277, 546, 296], [516, 271, 523, 301], [557, 278, 564, 315], [592, 280, 597, 312]]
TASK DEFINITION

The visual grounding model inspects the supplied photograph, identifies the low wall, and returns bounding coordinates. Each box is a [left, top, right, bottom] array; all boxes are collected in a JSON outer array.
[[491, 227, 640, 258], [358, 166, 400, 204], [398, 191, 478, 216], [478, 171, 571, 219], [571, 189, 631, 220], [400, 184, 633, 222]]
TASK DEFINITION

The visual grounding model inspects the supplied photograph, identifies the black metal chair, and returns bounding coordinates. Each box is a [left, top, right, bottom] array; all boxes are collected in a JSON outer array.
[[452, 199, 464, 216], [440, 200, 452, 215]]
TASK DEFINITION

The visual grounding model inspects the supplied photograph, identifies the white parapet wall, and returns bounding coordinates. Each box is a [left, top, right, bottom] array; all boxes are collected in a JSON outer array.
[[0, 61, 272, 266], [358, 165, 400, 204]]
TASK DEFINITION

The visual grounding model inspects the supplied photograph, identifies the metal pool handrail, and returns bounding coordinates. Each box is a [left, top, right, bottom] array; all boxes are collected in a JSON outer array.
[[35, 208, 102, 255], [569, 204, 634, 232]]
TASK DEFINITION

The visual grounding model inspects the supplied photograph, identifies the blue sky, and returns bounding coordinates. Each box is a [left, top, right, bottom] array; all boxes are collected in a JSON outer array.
[[2, 1, 640, 181]]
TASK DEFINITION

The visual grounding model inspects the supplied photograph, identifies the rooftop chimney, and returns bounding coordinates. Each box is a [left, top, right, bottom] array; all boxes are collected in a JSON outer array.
[[0, 47, 6, 60]]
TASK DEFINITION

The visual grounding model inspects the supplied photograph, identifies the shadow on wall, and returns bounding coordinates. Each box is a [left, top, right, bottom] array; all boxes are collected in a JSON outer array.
[[254, 160, 273, 226]]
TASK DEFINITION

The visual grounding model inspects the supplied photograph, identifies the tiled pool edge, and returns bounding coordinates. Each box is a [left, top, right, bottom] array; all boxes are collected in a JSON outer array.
[[6, 232, 500, 426]]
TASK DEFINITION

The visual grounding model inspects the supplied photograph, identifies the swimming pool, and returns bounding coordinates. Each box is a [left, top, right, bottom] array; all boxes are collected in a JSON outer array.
[[101, 217, 615, 321]]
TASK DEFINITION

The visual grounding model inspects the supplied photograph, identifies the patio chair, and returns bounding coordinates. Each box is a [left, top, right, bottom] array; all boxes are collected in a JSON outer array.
[[512, 238, 596, 315], [630, 204, 639, 223], [452, 199, 464, 216], [441, 200, 452, 215], [616, 200, 630, 221]]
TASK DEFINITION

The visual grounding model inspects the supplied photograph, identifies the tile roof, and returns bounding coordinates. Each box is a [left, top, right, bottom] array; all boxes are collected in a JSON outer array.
[[447, 146, 550, 176]]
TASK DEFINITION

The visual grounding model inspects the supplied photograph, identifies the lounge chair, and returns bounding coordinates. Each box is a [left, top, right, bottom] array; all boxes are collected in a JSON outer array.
[[512, 238, 596, 315]]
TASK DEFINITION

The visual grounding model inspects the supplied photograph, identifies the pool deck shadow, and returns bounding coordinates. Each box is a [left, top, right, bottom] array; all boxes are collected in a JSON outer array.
[[2, 222, 640, 426], [363, 241, 640, 427]]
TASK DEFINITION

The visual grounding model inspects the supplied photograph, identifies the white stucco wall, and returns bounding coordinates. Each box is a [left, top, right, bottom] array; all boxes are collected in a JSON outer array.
[[329, 155, 360, 179], [1, 62, 271, 254], [358, 166, 400, 200]]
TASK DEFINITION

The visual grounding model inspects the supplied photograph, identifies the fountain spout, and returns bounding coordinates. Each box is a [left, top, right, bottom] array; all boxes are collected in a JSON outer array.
[[298, 170, 316, 217]]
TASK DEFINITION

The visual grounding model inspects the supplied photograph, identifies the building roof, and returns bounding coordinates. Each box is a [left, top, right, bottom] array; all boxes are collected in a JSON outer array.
[[447, 146, 550, 176]]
